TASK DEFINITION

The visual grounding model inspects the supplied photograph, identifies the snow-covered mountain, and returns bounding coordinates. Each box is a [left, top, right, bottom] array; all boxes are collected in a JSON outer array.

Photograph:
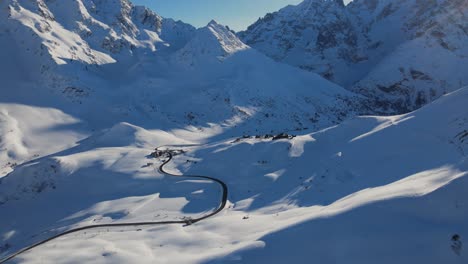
[[174, 20, 249, 66], [1, 0, 196, 60], [239, 0, 366, 86], [239, 0, 468, 112], [0, 0, 365, 176]]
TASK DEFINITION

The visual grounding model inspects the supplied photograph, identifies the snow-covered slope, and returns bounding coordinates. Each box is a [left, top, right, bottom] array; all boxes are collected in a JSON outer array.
[[0, 104, 87, 176], [1, 86, 466, 262], [240, 0, 468, 112]]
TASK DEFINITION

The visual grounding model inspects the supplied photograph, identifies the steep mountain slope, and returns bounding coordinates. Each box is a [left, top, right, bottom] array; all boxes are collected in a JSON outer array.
[[349, 0, 468, 112], [239, 0, 368, 86], [239, 0, 468, 112], [1, 0, 196, 60], [0, 0, 196, 86], [1, 85, 466, 262]]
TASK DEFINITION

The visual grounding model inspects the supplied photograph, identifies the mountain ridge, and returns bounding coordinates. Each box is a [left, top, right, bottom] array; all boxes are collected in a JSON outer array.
[[239, 0, 468, 113]]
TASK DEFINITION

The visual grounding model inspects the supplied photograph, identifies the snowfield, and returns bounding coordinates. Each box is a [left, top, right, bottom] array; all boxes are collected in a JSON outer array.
[[0, 0, 467, 263]]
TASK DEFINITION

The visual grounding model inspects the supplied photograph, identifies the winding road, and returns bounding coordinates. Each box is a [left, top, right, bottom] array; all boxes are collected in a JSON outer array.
[[0, 148, 228, 263]]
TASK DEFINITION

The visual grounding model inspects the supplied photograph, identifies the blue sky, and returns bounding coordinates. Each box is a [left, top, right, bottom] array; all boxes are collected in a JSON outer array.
[[132, 0, 305, 31]]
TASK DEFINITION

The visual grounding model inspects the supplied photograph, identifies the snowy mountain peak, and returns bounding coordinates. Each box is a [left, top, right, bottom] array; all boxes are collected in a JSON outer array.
[[204, 20, 248, 54], [175, 20, 249, 66], [207, 19, 220, 27]]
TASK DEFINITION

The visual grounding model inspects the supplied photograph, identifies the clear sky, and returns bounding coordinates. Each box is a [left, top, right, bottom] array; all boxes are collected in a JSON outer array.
[[131, 0, 306, 31]]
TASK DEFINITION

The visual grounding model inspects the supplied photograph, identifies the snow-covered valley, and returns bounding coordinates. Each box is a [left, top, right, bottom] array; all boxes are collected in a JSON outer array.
[[0, 0, 467, 263]]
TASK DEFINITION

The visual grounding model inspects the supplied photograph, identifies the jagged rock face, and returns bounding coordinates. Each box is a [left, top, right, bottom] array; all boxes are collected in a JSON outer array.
[[240, 0, 468, 113], [349, 0, 468, 113], [239, 0, 368, 87], [175, 20, 249, 66], [1, 0, 196, 64], [0, 0, 198, 106]]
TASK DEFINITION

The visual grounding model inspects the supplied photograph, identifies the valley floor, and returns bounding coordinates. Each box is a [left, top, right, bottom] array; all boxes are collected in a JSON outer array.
[[0, 88, 467, 263]]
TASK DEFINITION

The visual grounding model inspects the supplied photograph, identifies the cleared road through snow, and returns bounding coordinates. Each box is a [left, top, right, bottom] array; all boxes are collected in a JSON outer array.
[[0, 148, 228, 263]]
